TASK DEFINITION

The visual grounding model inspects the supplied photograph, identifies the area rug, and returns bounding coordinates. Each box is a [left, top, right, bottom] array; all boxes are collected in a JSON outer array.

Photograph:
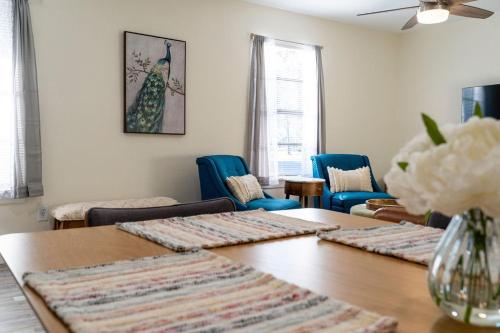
[[24, 251, 397, 333], [117, 209, 339, 252], [317, 221, 444, 265]]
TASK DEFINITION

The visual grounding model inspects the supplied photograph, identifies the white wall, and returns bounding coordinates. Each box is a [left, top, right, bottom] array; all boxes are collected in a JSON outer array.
[[396, 14, 500, 141], [0, 0, 401, 234]]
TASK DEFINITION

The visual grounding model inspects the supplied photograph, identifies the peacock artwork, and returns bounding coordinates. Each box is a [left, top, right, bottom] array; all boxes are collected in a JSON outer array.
[[124, 32, 186, 134]]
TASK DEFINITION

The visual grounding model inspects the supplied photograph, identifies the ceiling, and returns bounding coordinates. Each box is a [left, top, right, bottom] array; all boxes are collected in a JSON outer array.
[[244, 0, 500, 32]]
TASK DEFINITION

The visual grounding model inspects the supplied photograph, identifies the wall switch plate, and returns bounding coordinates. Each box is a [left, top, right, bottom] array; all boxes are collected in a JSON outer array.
[[37, 204, 49, 222]]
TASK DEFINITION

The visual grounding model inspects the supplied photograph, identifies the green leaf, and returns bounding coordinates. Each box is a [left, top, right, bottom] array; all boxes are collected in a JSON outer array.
[[473, 102, 483, 118], [464, 304, 472, 324], [398, 162, 409, 171], [422, 113, 446, 146], [424, 210, 432, 224]]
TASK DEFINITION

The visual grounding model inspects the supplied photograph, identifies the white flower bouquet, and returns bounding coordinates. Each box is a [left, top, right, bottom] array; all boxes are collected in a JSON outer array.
[[384, 108, 500, 218], [384, 105, 500, 327]]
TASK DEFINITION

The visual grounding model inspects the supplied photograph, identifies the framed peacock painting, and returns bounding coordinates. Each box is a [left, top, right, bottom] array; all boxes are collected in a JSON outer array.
[[124, 31, 186, 134]]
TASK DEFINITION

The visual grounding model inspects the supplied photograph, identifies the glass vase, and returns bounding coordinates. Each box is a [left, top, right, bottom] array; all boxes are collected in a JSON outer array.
[[428, 208, 499, 327]]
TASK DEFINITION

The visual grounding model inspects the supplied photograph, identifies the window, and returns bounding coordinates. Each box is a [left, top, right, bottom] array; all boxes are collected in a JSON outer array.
[[0, 0, 14, 196], [264, 40, 318, 178]]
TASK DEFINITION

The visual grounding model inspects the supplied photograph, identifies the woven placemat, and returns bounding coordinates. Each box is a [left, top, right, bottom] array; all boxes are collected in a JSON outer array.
[[318, 221, 444, 265], [24, 251, 397, 333], [118, 209, 339, 252]]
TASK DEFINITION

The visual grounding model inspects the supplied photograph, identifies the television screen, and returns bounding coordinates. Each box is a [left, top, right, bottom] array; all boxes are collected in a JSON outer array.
[[462, 84, 500, 121]]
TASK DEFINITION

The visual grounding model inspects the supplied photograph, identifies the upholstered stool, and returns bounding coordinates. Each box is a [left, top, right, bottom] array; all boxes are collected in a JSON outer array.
[[349, 204, 376, 219]]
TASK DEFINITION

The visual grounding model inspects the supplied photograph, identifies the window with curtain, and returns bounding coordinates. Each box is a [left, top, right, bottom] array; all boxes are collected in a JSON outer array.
[[248, 35, 325, 186], [264, 40, 319, 181], [0, 0, 15, 196], [0, 0, 43, 199]]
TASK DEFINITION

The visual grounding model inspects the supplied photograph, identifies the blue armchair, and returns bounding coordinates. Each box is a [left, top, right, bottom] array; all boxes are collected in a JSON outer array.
[[311, 154, 392, 213], [196, 155, 301, 211]]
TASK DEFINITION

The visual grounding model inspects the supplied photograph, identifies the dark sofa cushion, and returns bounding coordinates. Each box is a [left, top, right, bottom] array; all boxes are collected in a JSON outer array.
[[85, 197, 236, 227], [426, 212, 452, 230]]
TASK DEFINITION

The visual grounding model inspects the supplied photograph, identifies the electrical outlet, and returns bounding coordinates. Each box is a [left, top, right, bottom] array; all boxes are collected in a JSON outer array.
[[37, 204, 49, 222]]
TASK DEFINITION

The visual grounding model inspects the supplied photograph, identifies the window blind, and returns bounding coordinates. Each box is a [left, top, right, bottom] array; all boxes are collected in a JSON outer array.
[[265, 41, 318, 177]]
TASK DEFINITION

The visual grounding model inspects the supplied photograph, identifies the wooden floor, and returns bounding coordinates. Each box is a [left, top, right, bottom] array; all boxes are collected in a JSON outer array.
[[0, 264, 45, 333]]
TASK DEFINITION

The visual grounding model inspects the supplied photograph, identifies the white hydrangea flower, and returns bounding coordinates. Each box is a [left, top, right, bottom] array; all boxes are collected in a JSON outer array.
[[384, 117, 500, 218]]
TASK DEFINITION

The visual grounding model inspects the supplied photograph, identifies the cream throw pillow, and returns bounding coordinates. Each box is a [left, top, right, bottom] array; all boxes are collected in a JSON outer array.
[[327, 166, 373, 192], [226, 175, 265, 204]]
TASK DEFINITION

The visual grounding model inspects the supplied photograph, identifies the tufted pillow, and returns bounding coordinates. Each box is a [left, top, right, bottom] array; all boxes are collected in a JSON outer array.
[[226, 174, 265, 204], [327, 166, 373, 193]]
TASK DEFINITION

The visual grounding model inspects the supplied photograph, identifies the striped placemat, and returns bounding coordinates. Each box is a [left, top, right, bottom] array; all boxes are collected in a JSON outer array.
[[117, 209, 339, 252], [24, 251, 398, 333], [317, 221, 444, 265]]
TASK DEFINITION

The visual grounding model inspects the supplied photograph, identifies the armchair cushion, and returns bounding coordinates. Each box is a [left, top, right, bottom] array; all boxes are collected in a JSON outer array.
[[327, 166, 373, 192], [312, 154, 384, 193], [331, 191, 392, 212], [226, 175, 264, 204], [246, 198, 301, 211]]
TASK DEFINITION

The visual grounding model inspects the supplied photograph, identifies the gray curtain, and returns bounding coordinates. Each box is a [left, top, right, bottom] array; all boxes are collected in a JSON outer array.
[[315, 46, 326, 154], [247, 35, 270, 185], [11, 0, 43, 198]]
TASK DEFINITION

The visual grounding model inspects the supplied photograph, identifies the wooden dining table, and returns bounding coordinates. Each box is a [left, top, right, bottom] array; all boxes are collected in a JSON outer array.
[[0, 208, 490, 333]]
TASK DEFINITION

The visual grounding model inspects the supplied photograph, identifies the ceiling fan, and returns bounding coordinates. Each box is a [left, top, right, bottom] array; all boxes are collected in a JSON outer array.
[[357, 0, 494, 30]]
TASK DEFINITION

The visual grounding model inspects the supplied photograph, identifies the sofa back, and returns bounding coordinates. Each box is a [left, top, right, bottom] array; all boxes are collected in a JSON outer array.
[[86, 198, 236, 227]]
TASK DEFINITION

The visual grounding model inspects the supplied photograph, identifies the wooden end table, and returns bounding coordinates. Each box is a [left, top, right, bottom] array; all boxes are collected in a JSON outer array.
[[284, 177, 325, 208], [53, 219, 86, 230]]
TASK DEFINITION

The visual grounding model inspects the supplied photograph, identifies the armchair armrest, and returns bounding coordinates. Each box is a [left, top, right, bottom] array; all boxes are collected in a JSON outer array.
[[320, 183, 334, 209]]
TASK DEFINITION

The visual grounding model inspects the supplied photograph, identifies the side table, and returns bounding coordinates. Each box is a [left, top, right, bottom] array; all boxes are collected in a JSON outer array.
[[284, 177, 325, 208], [53, 219, 86, 230]]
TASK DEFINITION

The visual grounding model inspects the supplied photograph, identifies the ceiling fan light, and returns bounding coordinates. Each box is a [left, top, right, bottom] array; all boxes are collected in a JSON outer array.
[[417, 7, 450, 24]]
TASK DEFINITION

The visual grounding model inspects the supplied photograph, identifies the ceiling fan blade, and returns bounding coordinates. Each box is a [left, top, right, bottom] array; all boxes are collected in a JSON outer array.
[[402, 14, 419, 30], [357, 5, 419, 17], [446, 0, 476, 5], [450, 4, 494, 19]]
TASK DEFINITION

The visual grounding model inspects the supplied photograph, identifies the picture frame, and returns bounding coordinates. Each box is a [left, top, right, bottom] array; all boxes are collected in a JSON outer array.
[[124, 31, 186, 135]]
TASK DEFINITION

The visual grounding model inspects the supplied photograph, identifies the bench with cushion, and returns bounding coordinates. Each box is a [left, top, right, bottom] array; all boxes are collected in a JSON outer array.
[[51, 196, 178, 229]]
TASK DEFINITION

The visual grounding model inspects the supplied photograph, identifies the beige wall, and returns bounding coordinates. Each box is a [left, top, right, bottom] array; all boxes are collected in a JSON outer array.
[[396, 14, 500, 142], [0, 0, 401, 234]]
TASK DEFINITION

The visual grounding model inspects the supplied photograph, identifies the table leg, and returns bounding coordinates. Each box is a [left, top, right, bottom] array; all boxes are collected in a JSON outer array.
[[319, 196, 323, 209], [304, 196, 309, 208]]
